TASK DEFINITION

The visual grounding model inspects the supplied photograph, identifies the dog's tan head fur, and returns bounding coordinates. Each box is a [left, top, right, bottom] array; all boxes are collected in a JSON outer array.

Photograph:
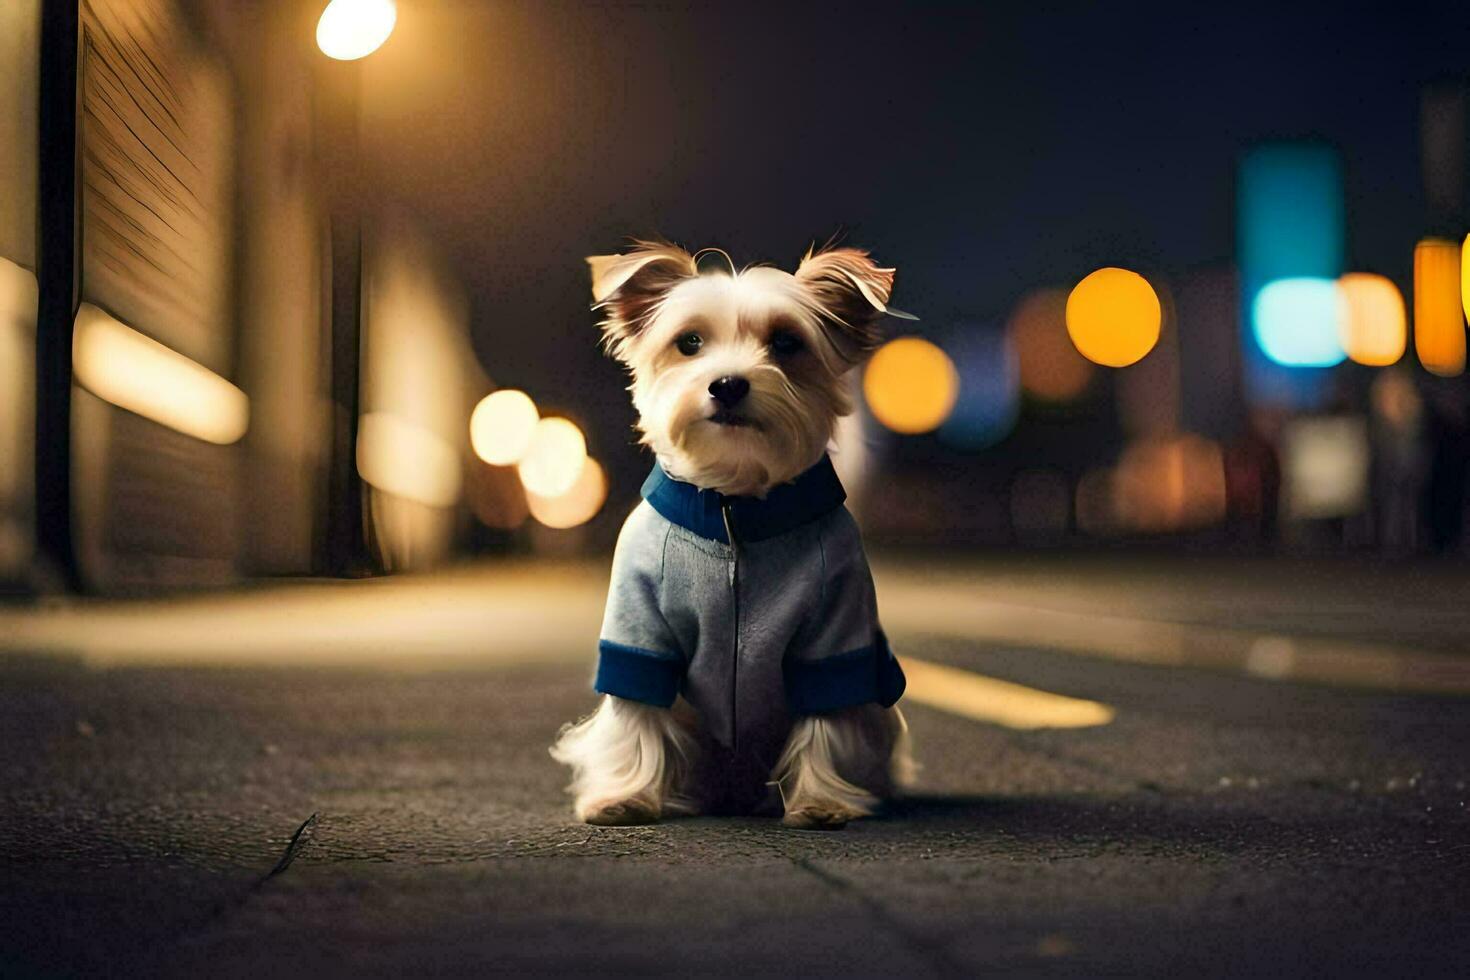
[[588, 241, 895, 496]]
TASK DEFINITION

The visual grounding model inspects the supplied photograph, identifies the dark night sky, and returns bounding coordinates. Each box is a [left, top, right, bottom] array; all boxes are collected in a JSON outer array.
[[357, 0, 1470, 495]]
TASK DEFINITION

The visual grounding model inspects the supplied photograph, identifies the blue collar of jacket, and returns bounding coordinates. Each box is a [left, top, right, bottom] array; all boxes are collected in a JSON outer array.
[[640, 455, 847, 545]]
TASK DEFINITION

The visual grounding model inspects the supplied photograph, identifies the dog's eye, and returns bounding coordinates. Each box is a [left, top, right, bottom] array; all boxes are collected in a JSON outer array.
[[768, 330, 804, 357], [675, 332, 703, 356]]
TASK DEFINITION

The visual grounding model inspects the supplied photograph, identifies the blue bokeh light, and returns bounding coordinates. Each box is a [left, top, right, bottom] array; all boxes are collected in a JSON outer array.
[[1237, 143, 1345, 403], [938, 323, 1020, 451], [1252, 278, 1346, 367]]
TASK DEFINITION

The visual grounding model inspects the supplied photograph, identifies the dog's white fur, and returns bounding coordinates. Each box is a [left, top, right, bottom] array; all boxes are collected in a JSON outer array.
[[549, 696, 702, 824], [552, 241, 913, 829]]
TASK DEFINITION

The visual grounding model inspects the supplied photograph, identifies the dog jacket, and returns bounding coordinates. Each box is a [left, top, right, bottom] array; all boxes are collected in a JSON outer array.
[[593, 455, 906, 786]]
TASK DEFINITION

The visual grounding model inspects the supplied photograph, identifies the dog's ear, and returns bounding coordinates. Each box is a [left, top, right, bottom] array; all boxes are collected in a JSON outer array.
[[794, 246, 895, 358], [587, 242, 698, 357]]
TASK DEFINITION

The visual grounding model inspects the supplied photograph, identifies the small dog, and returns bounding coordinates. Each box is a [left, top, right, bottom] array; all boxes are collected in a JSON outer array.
[[551, 241, 914, 830]]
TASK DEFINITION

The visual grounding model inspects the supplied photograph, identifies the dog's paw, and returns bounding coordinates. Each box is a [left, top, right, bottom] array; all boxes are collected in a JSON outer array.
[[781, 804, 859, 831], [580, 798, 659, 826]]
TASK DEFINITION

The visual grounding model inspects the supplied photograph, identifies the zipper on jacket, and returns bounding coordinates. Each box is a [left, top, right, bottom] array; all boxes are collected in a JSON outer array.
[[721, 501, 740, 753]]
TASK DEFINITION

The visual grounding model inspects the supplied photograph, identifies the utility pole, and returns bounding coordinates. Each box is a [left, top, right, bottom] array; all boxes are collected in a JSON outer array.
[[33, 0, 82, 593], [315, 55, 375, 577]]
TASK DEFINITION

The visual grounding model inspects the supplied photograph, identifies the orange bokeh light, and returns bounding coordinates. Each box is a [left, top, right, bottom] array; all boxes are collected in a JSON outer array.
[[1413, 238, 1466, 377], [862, 337, 959, 434], [1008, 288, 1094, 402], [1462, 233, 1470, 324], [527, 457, 608, 530], [1065, 267, 1162, 368], [1112, 434, 1226, 533], [1337, 273, 1405, 367]]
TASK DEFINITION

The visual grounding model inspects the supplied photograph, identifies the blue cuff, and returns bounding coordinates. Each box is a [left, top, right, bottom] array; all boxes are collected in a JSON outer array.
[[784, 633, 906, 714], [594, 640, 684, 707]]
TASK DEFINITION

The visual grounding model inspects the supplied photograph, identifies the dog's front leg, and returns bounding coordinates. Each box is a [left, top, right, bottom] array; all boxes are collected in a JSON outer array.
[[550, 695, 699, 825], [773, 704, 913, 830]]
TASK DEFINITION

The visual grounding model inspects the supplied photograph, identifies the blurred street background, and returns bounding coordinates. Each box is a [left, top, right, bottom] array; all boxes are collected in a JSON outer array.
[[3, 0, 1470, 975]]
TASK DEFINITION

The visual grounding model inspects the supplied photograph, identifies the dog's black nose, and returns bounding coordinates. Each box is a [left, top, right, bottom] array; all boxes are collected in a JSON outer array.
[[708, 376, 750, 407]]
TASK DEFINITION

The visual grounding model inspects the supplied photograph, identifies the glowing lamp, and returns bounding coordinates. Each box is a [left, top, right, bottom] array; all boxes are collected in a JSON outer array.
[[1337, 273, 1405, 367], [1064, 268, 1161, 368], [517, 417, 587, 497], [528, 458, 608, 530], [72, 303, 249, 445], [862, 337, 959, 435], [316, 0, 396, 61], [1251, 278, 1346, 367], [470, 389, 539, 466], [1414, 238, 1466, 377]]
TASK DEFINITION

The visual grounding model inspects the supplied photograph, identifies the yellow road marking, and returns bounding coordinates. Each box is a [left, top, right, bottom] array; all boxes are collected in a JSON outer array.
[[899, 656, 1116, 730]]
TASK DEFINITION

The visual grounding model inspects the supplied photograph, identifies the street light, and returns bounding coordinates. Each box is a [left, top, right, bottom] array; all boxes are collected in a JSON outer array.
[[518, 418, 588, 498], [316, 0, 397, 62], [470, 390, 540, 466]]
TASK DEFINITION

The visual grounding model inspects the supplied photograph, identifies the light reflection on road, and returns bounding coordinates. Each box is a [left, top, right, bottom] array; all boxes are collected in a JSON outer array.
[[2, 558, 1467, 699]]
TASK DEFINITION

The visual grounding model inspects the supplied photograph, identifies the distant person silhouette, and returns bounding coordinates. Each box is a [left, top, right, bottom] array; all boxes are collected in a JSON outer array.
[[1369, 370, 1428, 554]]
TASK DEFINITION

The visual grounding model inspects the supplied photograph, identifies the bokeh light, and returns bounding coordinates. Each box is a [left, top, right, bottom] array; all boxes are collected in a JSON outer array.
[[356, 411, 462, 508], [1251, 277, 1346, 367], [316, 0, 397, 61], [1462, 233, 1470, 325], [1280, 416, 1370, 519], [470, 389, 539, 466], [862, 337, 959, 434], [937, 325, 1019, 450], [1337, 272, 1405, 367], [1008, 288, 1094, 401], [71, 303, 249, 445], [1065, 267, 1161, 367], [527, 457, 608, 529], [1413, 237, 1466, 377], [1237, 143, 1345, 403], [1370, 368, 1422, 430], [1112, 434, 1226, 533], [1237, 145, 1344, 288], [517, 417, 588, 497]]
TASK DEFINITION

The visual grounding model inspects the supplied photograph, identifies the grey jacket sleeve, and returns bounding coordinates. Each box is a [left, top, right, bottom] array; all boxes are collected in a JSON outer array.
[[594, 502, 685, 707], [783, 509, 906, 714]]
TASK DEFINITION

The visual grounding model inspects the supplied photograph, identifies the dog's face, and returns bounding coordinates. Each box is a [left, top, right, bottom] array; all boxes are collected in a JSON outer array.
[[588, 243, 896, 497]]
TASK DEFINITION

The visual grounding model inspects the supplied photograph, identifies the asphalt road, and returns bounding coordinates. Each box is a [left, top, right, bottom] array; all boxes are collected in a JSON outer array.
[[2, 560, 1469, 977]]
